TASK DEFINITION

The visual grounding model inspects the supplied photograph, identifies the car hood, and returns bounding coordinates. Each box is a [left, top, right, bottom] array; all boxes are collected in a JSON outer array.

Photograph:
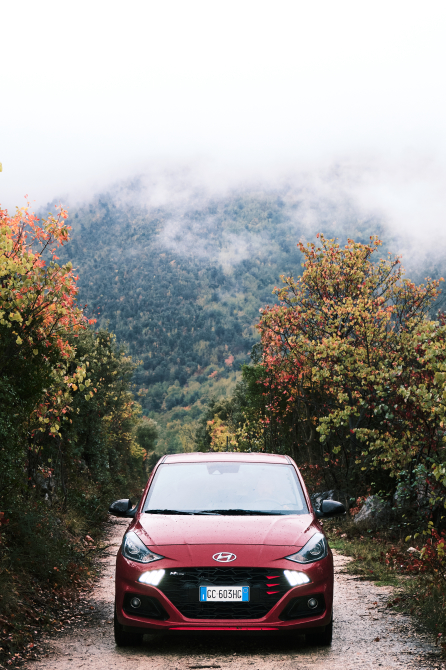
[[135, 513, 316, 548]]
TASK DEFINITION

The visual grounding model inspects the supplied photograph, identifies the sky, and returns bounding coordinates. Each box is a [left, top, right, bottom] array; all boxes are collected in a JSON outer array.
[[1, 0, 446, 239]]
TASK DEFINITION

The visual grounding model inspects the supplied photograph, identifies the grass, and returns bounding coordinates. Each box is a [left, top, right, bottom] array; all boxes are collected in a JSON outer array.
[[325, 516, 406, 585], [329, 535, 399, 586]]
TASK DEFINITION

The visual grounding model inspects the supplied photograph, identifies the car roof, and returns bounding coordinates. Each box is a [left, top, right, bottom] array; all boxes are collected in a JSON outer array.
[[163, 452, 292, 464]]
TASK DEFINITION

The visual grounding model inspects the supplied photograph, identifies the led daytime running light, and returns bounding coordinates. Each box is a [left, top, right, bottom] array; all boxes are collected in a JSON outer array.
[[284, 570, 311, 586], [138, 569, 165, 586]]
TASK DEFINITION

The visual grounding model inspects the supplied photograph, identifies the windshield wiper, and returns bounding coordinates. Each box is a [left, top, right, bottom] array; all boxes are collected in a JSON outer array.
[[145, 509, 219, 515], [201, 509, 283, 515], [145, 508, 287, 516]]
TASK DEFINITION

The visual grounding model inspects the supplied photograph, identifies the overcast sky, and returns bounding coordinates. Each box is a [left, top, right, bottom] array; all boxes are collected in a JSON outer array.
[[1, 0, 446, 237]]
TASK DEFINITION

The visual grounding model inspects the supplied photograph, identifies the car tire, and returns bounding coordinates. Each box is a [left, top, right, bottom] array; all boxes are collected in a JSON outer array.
[[306, 616, 333, 646], [114, 608, 143, 647]]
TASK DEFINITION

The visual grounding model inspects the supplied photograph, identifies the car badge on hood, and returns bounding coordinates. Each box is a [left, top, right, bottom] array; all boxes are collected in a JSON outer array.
[[213, 552, 236, 562]]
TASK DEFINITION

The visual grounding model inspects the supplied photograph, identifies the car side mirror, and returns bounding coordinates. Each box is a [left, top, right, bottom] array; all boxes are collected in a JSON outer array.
[[315, 499, 346, 519], [109, 499, 136, 518]]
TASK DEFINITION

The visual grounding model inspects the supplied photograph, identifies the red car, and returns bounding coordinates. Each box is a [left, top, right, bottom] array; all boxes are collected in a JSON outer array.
[[109, 452, 345, 647]]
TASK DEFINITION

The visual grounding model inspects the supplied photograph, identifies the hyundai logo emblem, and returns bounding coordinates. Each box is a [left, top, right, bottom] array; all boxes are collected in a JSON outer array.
[[212, 552, 237, 563]]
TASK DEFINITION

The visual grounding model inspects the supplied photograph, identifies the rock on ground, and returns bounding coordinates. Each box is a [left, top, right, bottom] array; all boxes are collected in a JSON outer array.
[[354, 495, 392, 528]]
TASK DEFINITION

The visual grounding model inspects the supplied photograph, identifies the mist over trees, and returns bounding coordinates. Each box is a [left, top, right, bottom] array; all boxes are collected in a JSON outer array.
[[53, 181, 399, 451], [51, 179, 446, 455]]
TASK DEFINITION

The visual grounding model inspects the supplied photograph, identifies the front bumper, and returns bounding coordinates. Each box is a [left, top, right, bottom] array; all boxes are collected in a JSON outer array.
[[115, 548, 333, 632]]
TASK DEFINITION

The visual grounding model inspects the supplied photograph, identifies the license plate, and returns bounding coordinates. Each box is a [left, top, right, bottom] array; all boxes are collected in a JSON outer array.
[[199, 586, 250, 602]]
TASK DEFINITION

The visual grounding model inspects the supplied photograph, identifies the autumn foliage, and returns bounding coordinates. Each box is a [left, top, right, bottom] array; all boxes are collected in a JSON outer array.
[[0, 204, 154, 667], [255, 235, 446, 500], [0, 203, 89, 356]]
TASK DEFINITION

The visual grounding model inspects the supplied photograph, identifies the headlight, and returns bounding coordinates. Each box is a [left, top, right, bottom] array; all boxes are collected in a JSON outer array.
[[138, 569, 165, 586], [121, 531, 164, 564], [285, 532, 328, 564]]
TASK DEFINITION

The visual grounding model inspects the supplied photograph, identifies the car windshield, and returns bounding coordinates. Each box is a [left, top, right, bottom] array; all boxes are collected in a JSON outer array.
[[143, 462, 308, 515]]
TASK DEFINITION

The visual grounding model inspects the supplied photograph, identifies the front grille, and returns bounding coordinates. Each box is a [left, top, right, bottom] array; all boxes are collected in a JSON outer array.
[[158, 567, 289, 619]]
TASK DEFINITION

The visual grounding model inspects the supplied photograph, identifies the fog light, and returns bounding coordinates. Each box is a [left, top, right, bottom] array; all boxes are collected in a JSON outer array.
[[138, 569, 165, 586], [130, 597, 141, 608], [307, 597, 318, 609], [283, 570, 311, 586]]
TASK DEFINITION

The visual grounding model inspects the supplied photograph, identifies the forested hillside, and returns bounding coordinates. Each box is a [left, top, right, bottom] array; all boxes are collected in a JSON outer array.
[[54, 179, 393, 452]]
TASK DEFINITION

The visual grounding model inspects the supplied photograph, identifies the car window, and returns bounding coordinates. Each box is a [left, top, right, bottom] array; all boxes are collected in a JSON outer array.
[[143, 462, 308, 514]]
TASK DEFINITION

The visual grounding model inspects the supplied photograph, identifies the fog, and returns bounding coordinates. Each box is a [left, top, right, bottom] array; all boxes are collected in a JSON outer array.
[[93, 158, 446, 272], [1, 0, 446, 249]]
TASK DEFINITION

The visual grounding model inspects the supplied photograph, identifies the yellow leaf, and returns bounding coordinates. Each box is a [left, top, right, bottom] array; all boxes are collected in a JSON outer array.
[[16, 336, 22, 344], [33, 349, 38, 355]]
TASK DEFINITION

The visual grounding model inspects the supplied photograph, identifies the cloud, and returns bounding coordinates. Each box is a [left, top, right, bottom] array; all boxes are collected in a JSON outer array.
[[27, 151, 446, 287], [2, 1, 446, 217]]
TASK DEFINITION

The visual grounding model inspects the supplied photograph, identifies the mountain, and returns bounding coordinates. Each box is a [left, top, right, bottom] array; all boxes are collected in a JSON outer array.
[[50, 176, 443, 452]]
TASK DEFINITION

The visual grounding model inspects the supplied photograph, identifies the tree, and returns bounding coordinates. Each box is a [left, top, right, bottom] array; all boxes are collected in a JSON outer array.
[[257, 235, 443, 495], [0, 203, 147, 503], [136, 417, 159, 473], [0, 203, 91, 495], [0, 203, 89, 383]]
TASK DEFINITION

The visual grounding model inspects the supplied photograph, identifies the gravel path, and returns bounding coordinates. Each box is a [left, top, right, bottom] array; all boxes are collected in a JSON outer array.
[[26, 519, 445, 670]]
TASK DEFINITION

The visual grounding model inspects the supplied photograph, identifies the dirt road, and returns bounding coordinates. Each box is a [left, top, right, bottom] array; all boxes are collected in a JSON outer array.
[[27, 519, 445, 670]]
